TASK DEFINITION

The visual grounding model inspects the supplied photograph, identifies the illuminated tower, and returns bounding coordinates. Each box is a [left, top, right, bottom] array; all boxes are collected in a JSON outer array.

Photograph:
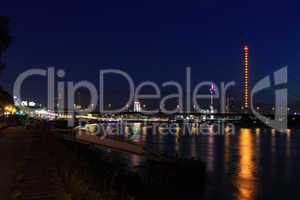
[[209, 84, 216, 108], [243, 45, 249, 112]]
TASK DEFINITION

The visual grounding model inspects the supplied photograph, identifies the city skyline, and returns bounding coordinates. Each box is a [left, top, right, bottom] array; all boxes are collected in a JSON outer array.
[[2, 0, 300, 108], [6, 45, 295, 113]]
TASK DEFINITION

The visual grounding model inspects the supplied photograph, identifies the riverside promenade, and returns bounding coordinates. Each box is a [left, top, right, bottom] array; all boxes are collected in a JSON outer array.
[[0, 126, 29, 200], [0, 124, 65, 200]]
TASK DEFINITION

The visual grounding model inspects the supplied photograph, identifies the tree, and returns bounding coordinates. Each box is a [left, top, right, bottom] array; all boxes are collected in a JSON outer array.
[[0, 16, 12, 73], [0, 16, 12, 108]]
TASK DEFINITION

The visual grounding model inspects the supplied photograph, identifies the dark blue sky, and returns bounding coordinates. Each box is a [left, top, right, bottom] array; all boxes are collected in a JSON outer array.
[[1, 0, 300, 107]]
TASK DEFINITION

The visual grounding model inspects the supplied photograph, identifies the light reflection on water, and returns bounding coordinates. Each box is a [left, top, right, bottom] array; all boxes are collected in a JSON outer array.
[[235, 128, 256, 200], [207, 134, 215, 173], [103, 123, 300, 200]]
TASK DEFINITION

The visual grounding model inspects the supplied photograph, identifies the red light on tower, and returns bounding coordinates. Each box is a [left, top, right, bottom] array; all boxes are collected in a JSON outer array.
[[243, 45, 249, 112]]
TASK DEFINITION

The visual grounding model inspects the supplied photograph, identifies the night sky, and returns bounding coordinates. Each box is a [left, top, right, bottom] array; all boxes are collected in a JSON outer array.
[[1, 0, 300, 109]]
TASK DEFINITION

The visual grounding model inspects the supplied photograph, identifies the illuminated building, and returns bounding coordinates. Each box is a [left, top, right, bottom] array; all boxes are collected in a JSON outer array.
[[243, 45, 249, 112], [134, 101, 141, 112]]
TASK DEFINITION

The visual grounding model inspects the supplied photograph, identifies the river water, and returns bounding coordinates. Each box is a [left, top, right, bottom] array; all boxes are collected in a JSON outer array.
[[100, 122, 300, 200]]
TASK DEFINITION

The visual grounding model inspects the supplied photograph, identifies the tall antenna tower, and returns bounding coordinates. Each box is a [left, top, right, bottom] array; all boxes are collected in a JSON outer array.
[[243, 45, 249, 112]]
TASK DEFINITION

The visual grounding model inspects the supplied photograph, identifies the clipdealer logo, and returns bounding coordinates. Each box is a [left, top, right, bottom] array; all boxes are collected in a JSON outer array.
[[250, 66, 288, 132], [12, 66, 288, 133]]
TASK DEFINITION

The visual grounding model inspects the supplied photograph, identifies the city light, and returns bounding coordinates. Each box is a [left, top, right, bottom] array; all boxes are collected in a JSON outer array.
[[4, 105, 16, 114]]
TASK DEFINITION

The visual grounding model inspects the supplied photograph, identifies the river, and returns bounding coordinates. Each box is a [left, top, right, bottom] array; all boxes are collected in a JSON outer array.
[[97, 122, 300, 200]]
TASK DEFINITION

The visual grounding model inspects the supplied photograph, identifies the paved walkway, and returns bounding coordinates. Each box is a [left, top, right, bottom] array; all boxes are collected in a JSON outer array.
[[0, 126, 65, 200], [0, 127, 31, 200]]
